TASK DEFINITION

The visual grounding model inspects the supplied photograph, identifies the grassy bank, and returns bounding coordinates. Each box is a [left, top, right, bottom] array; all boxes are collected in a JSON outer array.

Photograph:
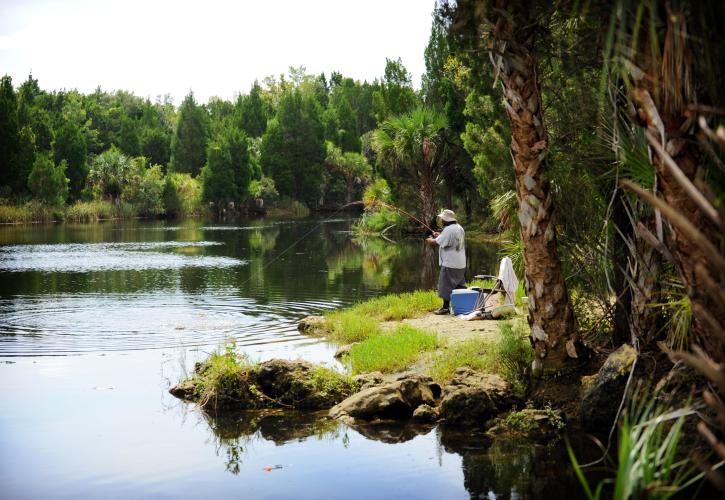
[[321, 290, 532, 387]]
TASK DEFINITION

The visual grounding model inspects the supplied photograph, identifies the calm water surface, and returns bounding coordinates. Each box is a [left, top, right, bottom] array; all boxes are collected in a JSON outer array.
[[0, 218, 588, 499]]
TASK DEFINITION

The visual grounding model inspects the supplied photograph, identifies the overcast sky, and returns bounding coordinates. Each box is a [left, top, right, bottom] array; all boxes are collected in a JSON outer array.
[[1, 0, 436, 105]]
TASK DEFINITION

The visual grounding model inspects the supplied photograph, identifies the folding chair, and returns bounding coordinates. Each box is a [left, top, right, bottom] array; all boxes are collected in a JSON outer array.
[[463, 257, 518, 320]]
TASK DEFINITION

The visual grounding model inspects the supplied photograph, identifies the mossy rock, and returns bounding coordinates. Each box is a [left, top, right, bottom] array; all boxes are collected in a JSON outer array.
[[170, 357, 357, 412]]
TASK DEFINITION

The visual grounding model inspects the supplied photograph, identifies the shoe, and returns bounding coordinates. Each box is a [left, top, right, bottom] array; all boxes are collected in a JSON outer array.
[[433, 307, 450, 315]]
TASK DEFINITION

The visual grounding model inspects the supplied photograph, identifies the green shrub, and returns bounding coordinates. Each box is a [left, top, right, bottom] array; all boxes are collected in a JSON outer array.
[[344, 324, 441, 374], [122, 159, 165, 216]]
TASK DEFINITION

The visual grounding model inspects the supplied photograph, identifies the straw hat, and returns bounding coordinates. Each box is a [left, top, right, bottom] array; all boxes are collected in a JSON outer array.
[[437, 209, 456, 222]]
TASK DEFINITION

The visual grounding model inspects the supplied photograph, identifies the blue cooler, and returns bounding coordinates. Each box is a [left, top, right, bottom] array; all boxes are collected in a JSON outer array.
[[450, 289, 480, 315]]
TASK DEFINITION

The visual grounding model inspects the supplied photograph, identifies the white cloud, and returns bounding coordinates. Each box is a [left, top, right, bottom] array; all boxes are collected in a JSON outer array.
[[1, 0, 435, 104]]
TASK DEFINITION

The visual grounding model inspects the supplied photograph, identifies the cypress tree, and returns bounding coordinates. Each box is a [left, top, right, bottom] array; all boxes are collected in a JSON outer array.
[[0, 76, 20, 194], [170, 92, 209, 176]]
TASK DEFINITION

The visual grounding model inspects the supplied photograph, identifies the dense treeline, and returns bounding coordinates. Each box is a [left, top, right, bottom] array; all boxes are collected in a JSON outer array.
[[0, 58, 439, 221]]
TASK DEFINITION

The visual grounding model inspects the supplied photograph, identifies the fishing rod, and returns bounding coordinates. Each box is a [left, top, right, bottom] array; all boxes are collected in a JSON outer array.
[[368, 199, 435, 233], [236, 199, 434, 289]]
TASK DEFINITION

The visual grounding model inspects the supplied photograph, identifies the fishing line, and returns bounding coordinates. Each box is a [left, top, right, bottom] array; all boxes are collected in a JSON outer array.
[[236, 201, 362, 290], [236, 199, 435, 290]]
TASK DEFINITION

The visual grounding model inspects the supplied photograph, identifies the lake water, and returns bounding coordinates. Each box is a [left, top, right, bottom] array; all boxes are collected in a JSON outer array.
[[0, 218, 592, 499]]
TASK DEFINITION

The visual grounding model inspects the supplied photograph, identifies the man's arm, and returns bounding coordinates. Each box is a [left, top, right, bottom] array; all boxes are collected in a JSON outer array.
[[425, 231, 440, 247]]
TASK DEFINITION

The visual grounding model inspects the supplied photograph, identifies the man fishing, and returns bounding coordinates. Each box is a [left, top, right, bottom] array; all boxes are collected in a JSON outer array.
[[425, 209, 466, 315]]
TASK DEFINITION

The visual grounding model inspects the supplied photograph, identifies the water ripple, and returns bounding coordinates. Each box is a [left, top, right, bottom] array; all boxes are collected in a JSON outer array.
[[0, 241, 245, 272], [0, 293, 318, 356]]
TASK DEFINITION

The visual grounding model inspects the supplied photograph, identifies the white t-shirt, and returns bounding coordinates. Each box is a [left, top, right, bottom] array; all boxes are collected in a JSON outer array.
[[435, 223, 466, 269]]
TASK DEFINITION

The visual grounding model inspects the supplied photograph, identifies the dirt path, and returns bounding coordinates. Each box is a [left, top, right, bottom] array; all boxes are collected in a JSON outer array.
[[382, 312, 502, 345]]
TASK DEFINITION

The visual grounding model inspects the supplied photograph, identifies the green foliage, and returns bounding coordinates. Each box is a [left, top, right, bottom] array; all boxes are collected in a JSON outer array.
[[307, 366, 358, 400], [484, 320, 533, 394], [53, 119, 88, 200], [27, 154, 69, 206], [201, 125, 252, 209], [324, 311, 382, 344], [0, 200, 54, 223], [236, 81, 269, 138], [265, 197, 310, 218], [121, 158, 164, 216], [65, 200, 135, 222], [140, 127, 171, 167], [372, 58, 419, 123], [491, 190, 517, 231], [87, 146, 133, 200], [345, 290, 440, 322], [163, 172, 202, 218], [372, 107, 448, 221], [568, 391, 696, 500], [0, 75, 21, 195], [261, 90, 325, 207], [344, 325, 441, 374], [170, 92, 209, 176], [189, 347, 259, 410], [248, 176, 278, 203]]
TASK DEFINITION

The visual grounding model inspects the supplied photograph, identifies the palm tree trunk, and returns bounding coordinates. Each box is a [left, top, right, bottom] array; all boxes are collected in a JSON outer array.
[[488, 7, 581, 371], [420, 169, 437, 225]]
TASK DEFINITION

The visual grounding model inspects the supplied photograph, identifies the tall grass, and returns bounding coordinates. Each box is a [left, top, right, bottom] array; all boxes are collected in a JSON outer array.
[[344, 290, 440, 322], [429, 337, 490, 382], [344, 324, 441, 374], [65, 200, 138, 222], [0, 201, 55, 223], [267, 197, 310, 218], [568, 391, 697, 500], [324, 310, 382, 344], [484, 319, 533, 393], [323, 290, 440, 344]]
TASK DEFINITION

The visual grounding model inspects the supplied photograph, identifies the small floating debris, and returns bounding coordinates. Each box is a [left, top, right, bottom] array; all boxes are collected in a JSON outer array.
[[263, 465, 283, 472]]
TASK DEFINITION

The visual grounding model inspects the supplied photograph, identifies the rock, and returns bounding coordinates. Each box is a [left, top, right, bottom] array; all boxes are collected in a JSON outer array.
[[438, 369, 517, 428], [412, 404, 439, 423], [334, 344, 353, 359], [350, 420, 436, 444], [329, 374, 440, 421], [298, 315, 327, 336], [354, 371, 386, 390], [486, 408, 565, 441], [255, 359, 354, 409], [580, 344, 638, 431], [169, 379, 198, 401]]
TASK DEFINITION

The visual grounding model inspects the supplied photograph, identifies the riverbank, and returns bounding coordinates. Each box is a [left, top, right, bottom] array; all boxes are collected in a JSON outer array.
[[171, 290, 572, 437]]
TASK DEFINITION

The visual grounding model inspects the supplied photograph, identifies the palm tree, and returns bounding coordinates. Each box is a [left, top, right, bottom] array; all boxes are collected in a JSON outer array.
[[607, 0, 725, 362], [445, 0, 582, 372], [324, 142, 372, 206], [372, 108, 448, 224]]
